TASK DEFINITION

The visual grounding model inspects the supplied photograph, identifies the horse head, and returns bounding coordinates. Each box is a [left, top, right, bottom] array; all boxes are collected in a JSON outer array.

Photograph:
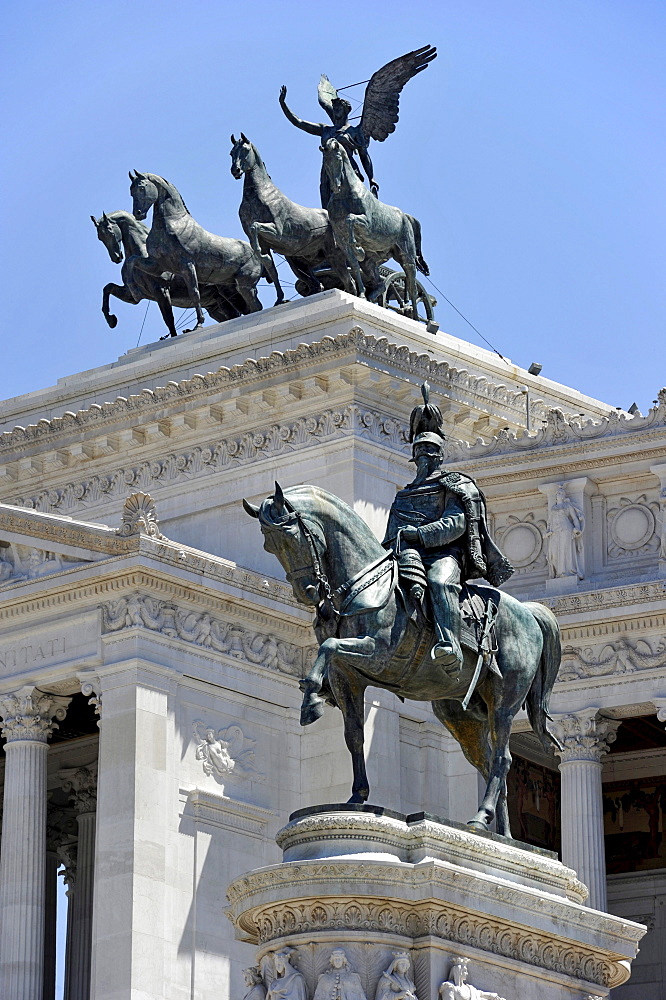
[[230, 132, 255, 180], [91, 211, 123, 264], [243, 483, 327, 607], [129, 170, 159, 221], [321, 138, 346, 194]]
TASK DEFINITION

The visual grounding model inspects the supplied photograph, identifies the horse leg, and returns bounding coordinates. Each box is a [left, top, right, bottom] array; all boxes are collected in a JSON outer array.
[[154, 285, 178, 339], [431, 695, 491, 781], [340, 217, 365, 297], [468, 708, 513, 833], [181, 261, 206, 328], [393, 244, 420, 321], [248, 224, 286, 304], [496, 779, 511, 838], [102, 283, 134, 329], [299, 635, 375, 725], [234, 259, 263, 314], [328, 666, 370, 804]]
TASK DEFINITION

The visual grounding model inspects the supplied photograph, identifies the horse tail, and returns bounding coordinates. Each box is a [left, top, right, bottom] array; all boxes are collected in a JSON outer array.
[[524, 602, 563, 753], [407, 215, 430, 276]]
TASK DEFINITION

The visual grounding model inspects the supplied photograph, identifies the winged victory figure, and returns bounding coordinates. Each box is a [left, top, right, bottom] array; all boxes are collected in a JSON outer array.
[[279, 44, 437, 207]]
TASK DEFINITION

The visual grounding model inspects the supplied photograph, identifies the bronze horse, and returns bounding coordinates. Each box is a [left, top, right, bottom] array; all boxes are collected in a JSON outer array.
[[245, 483, 562, 836]]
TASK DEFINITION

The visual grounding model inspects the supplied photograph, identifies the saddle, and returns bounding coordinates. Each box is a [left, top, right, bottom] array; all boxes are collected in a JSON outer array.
[[335, 551, 499, 664]]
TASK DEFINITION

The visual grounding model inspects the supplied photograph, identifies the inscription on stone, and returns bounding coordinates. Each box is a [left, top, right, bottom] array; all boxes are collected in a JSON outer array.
[[0, 637, 66, 671]]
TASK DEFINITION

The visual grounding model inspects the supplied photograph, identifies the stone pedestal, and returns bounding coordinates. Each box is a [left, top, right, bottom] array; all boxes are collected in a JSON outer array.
[[227, 806, 646, 1000]]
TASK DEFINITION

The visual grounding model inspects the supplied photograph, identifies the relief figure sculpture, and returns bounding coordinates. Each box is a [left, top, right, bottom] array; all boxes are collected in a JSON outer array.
[[545, 485, 584, 579], [242, 967, 267, 1000], [438, 957, 506, 1000], [374, 952, 418, 1000], [313, 949, 367, 1000], [266, 949, 307, 1000]]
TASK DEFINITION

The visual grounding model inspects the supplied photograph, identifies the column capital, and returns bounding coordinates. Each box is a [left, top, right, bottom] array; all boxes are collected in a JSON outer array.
[[552, 709, 621, 763], [0, 686, 70, 743], [652, 698, 666, 725], [59, 762, 98, 814], [77, 671, 101, 726]]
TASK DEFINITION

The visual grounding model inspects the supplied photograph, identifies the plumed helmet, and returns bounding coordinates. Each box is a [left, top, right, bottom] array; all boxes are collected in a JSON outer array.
[[408, 382, 446, 454]]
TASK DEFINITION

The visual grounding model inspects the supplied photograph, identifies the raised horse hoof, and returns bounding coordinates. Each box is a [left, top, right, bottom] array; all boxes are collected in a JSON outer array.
[[300, 697, 325, 726], [106, 316, 118, 329]]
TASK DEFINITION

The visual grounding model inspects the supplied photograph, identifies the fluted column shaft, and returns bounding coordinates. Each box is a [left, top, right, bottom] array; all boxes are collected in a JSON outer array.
[[0, 687, 69, 1000], [553, 710, 620, 911], [68, 810, 95, 1000], [43, 850, 59, 1000]]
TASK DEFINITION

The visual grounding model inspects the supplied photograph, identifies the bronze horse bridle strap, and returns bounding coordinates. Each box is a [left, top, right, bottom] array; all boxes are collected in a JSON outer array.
[[277, 494, 340, 617]]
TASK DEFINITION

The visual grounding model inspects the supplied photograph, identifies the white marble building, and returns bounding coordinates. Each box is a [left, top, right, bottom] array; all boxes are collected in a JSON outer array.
[[0, 290, 663, 998]]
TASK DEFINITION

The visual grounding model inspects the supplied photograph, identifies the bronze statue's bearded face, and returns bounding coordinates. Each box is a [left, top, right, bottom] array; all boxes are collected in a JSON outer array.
[[411, 441, 443, 480]]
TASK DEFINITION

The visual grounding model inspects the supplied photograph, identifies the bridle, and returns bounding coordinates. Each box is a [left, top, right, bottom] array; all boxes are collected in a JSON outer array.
[[267, 495, 339, 618]]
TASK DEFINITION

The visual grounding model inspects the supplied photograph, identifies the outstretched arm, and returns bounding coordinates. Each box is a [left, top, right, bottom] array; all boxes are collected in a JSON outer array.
[[279, 86, 324, 137]]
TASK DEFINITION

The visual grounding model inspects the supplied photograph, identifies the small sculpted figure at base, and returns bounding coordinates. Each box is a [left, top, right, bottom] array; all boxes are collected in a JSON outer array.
[[374, 952, 418, 1000], [438, 957, 506, 1000], [266, 949, 308, 1000], [243, 967, 267, 1000], [313, 949, 368, 1000]]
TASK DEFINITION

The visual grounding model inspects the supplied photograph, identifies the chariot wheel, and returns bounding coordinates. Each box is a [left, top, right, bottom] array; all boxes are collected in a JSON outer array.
[[379, 268, 437, 327]]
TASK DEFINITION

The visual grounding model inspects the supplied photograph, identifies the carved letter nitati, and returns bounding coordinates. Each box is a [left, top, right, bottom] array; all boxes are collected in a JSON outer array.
[[0, 637, 66, 670]]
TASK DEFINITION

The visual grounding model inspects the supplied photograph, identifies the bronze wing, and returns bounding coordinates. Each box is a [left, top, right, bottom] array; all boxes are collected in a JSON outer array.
[[360, 44, 437, 142]]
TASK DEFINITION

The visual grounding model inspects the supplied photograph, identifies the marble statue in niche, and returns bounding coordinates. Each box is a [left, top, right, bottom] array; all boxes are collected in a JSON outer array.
[[438, 957, 506, 1000], [266, 950, 308, 1000], [314, 949, 367, 1000], [375, 952, 418, 1000], [545, 485, 585, 579], [242, 967, 267, 1000]]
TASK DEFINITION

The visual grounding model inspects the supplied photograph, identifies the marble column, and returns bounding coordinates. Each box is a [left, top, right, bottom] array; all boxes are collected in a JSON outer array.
[[0, 686, 69, 1000], [552, 709, 620, 911], [60, 763, 97, 1000]]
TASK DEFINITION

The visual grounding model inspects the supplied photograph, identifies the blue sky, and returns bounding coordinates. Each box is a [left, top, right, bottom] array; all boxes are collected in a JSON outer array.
[[1, 1, 664, 411]]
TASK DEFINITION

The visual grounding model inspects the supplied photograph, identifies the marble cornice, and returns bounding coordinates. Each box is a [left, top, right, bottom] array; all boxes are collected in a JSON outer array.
[[0, 566, 309, 641], [540, 580, 666, 617], [0, 504, 135, 554], [0, 328, 586, 476]]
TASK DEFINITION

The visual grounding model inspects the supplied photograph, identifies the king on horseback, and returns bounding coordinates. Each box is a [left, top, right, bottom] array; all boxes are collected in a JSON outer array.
[[383, 382, 513, 675]]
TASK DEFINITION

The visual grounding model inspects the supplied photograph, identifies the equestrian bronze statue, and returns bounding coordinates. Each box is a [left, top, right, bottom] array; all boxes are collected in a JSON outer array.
[[279, 45, 437, 206], [244, 384, 562, 837]]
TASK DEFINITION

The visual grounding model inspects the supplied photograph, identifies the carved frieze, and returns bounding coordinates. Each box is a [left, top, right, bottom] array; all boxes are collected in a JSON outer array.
[[10, 405, 408, 515], [0, 540, 90, 588], [102, 594, 303, 675], [559, 636, 666, 682]]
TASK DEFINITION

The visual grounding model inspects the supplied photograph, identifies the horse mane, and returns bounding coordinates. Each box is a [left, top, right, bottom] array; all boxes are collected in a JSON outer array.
[[108, 210, 149, 235], [144, 173, 191, 214]]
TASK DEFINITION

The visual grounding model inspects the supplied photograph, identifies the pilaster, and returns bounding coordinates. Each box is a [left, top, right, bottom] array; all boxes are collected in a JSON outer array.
[[552, 709, 620, 911], [90, 661, 178, 1000]]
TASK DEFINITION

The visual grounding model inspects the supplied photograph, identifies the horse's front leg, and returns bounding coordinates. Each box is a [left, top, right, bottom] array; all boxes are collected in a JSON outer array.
[[299, 636, 375, 726], [248, 223, 286, 304], [181, 260, 206, 328], [154, 284, 177, 339], [468, 709, 513, 832], [340, 217, 365, 297], [102, 283, 134, 328], [329, 666, 370, 803]]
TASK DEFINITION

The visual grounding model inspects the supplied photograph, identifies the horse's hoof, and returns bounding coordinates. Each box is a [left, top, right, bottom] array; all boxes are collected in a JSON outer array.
[[347, 791, 369, 804], [300, 698, 325, 726], [466, 820, 488, 833], [107, 316, 118, 328]]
